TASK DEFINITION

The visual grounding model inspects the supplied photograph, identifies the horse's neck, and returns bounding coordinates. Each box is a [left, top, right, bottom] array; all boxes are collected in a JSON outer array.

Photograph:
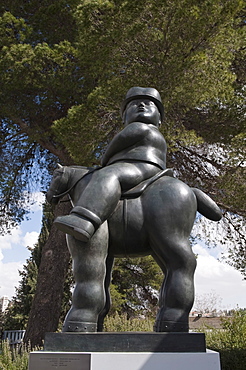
[[67, 166, 91, 200], [67, 166, 90, 184]]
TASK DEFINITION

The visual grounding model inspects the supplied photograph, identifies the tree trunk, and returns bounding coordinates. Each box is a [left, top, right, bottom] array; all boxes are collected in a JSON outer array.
[[24, 198, 72, 347]]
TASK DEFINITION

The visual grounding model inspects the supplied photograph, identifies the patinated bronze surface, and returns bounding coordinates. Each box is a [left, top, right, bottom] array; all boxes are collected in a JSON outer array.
[[46, 87, 222, 333]]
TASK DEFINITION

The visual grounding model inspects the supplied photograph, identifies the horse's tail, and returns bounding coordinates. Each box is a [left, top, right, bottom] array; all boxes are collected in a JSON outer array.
[[192, 188, 222, 221]]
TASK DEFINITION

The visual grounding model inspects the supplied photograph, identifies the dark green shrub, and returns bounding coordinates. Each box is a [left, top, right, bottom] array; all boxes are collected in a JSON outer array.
[[104, 312, 154, 332], [206, 310, 246, 370], [0, 341, 29, 370]]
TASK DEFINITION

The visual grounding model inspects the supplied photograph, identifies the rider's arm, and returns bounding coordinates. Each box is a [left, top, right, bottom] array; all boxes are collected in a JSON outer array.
[[101, 122, 151, 166]]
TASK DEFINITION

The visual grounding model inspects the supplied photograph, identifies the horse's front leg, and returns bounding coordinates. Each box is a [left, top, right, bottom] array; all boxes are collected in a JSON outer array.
[[62, 222, 109, 332], [97, 254, 114, 332]]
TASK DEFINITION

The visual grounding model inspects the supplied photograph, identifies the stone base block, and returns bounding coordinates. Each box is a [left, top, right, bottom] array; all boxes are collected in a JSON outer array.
[[28, 350, 221, 370]]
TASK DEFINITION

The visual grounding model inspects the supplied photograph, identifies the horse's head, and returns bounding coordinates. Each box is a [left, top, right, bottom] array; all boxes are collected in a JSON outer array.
[[46, 165, 70, 205]]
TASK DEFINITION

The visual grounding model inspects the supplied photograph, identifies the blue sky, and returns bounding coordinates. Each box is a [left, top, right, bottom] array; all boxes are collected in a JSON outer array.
[[0, 193, 245, 310]]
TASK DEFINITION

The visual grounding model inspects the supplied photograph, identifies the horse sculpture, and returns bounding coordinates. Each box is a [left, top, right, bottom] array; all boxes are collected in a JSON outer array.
[[46, 164, 222, 333]]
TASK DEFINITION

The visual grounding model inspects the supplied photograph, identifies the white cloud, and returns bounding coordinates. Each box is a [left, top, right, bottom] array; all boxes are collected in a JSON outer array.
[[0, 236, 23, 298], [22, 231, 39, 249], [0, 260, 23, 298], [193, 243, 246, 309], [0, 227, 22, 250], [0, 193, 43, 299], [0, 221, 40, 299], [0, 227, 39, 252]]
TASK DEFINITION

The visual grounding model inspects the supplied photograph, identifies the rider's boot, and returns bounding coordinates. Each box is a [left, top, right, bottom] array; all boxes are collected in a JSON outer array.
[[54, 206, 102, 243]]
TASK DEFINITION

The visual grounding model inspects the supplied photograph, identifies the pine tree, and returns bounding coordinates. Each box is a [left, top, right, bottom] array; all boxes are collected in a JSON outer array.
[[110, 256, 163, 318]]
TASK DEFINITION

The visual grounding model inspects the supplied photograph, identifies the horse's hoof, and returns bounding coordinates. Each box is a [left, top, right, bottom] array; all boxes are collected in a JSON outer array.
[[154, 320, 189, 332], [62, 320, 97, 332], [54, 214, 94, 242]]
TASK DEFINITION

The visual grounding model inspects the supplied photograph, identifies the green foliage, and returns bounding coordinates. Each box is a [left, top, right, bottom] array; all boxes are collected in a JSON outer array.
[[0, 342, 29, 370], [108, 283, 126, 315], [110, 256, 163, 317], [104, 312, 154, 332], [205, 310, 246, 370], [0, 12, 32, 47], [54, 0, 245, 164], [0, 2, 80, 229], [208, 309, 246, 350], [2, 0, 80, 46]]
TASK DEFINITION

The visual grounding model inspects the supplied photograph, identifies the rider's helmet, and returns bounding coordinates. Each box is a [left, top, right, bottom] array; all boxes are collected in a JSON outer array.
[[121, 87, 164, 123]]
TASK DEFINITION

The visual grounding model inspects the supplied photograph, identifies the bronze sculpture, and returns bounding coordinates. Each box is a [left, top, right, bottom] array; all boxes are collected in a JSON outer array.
[[54, 87, 167, 243], [46, 87, 222, 333]]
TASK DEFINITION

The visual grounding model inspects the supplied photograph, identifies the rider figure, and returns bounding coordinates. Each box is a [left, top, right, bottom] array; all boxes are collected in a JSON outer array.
[[54, 87, 167, 242]]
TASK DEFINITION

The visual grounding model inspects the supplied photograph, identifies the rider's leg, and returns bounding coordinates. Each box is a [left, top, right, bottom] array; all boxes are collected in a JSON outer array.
[[55, 162, 160, 242]]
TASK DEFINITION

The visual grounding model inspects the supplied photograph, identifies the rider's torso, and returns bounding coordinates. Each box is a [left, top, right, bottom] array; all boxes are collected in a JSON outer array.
[[107, 123, 167, 170]]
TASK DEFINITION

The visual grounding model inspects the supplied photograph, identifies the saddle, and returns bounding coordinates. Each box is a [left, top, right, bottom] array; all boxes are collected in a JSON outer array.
[[121, 168, 173, 200]]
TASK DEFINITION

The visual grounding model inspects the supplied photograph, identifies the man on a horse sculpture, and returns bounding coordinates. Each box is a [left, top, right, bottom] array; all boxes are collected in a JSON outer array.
[[54, 87, 168, 243], [47, 86, 222, 334]]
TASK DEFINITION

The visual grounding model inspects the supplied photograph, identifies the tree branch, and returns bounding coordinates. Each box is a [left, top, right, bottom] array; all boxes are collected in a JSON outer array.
[[9, 116, 74, 165], [179, 144, 224, 170]]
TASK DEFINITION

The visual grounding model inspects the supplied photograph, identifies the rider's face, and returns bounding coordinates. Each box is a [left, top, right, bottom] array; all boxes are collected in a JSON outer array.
[[123, 99, 161, 127]]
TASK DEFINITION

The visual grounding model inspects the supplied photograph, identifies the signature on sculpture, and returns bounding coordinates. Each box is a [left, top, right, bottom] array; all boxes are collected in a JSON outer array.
[[46, 87, 222, 333]]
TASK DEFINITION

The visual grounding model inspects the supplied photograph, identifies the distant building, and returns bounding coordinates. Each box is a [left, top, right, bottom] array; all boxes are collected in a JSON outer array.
[[189, 316, 225, 330], [0, 296, 9, 313]]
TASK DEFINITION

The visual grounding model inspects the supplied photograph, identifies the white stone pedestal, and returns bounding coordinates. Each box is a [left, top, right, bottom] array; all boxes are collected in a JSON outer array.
[[28, 350, 221, 370]]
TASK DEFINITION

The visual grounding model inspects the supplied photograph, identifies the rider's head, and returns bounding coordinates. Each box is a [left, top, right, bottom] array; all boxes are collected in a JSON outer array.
[[121, 87, 164, 127]]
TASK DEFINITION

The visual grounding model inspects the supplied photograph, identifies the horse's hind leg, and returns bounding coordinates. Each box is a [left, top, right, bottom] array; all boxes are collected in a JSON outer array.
[[62, 222, 108, 332], [151, 237, 196, 332]]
